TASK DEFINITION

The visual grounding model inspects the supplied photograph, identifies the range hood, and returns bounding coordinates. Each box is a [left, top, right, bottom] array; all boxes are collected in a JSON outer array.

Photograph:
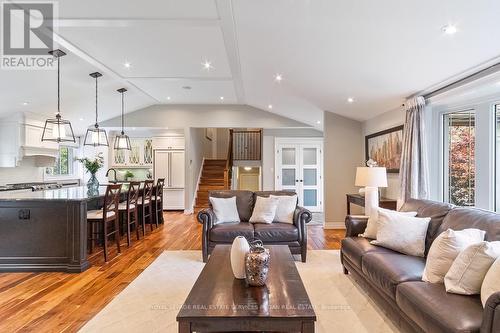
[[20, 146, 58, 167]]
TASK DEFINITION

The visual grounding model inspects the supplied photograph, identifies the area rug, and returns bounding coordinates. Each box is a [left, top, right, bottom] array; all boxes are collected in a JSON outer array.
[[79, 250, 398, 333]]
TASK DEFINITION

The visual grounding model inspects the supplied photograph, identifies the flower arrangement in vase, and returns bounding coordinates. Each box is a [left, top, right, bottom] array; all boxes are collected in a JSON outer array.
[[76, 153, 104, 191]]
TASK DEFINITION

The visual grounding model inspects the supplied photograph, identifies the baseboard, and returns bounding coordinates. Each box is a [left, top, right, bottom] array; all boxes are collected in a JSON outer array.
[[323, 221, 346, 229]]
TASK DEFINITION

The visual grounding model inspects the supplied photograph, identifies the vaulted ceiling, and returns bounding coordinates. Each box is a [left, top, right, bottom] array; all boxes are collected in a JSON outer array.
[[1, 0, 500, 135]]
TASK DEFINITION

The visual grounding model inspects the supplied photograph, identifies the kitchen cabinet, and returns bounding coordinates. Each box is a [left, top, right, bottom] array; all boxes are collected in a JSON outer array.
[[111, 137, 153, 168], [152, 136, 185, 150], [154, 149, 185, 210]]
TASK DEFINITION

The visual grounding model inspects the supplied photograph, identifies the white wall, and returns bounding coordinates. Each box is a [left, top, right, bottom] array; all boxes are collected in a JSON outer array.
[[0, 157, 44, 185], [362, 107, 405, 199], [261, 128, 323, 191], [324, 112, 364, 227], [186, 128, 214, 212]]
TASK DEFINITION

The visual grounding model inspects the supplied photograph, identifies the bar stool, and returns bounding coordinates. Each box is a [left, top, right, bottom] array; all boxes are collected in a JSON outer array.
[[138, 180, 154, 234], [118, 181, 140, 246], [87, 184, 121, 262], [152, 178, 165, 226]]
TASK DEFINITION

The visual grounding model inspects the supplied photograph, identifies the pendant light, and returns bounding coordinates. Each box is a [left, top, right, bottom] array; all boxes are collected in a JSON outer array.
[[113, 88, 131, 150], [42, 49, 76, 143], [84, 72, 109, 146]]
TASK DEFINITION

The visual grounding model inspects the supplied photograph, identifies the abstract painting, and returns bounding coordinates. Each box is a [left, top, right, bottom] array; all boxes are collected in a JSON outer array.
[[365, 125, 404, 173]]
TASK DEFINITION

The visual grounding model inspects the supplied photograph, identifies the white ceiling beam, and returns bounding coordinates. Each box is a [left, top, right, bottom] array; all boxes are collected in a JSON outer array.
[[55, 18, 221, 28], [215, 0, 245, 103]]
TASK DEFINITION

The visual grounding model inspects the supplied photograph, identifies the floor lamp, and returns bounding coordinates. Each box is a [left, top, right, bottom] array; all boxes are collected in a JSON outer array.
[[355, 167, 388, 218]]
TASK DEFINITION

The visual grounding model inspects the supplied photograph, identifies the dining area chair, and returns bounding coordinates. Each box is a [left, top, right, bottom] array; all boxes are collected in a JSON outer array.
[[153, 178, 165, 226], [138, 180, 154, 234], [87, 184, 122, 262], [118, 181, 140, 246]]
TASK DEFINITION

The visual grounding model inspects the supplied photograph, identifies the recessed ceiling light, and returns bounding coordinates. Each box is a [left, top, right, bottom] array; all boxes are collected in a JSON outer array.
[[123, 61, 131, 69], [316, 120, 321, 124], [244, 166, 252, 171], [274, 73, 283, 82], [442, 24, 457, 35], [202, 60, 212, 71], [219, 96, 224, 101], [166, 96, 171, 100], [268, 104, 273, 109], [347, 97, 354, 103], [79, 118, 84, 121], [22, 102, 29, 106], [182, 86, 192, 90]]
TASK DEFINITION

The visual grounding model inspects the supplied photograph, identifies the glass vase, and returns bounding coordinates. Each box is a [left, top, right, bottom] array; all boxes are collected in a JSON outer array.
[[87, 173, 99, 193]]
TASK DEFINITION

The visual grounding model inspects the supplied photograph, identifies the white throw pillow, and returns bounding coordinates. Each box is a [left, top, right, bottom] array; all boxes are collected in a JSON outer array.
[[249, 196, 279, 224], [481, 256, 500, 307], [445, 241, 500, 295], [209, 196, 240, 224], [370, 209, 430, 257], [361, 207, 417, 239], [422, 228, 486, 283], [270, 195, 297, 224]]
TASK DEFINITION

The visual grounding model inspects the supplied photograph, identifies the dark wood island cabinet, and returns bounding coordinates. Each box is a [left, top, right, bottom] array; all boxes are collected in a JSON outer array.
[[0, 186, 112, 273]]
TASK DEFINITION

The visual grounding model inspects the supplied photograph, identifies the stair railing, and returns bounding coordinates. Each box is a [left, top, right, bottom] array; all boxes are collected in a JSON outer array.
[[224, 129, 233, 189]]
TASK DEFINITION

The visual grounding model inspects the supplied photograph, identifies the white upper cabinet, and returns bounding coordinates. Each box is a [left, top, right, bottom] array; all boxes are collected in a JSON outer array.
[[152, 136, 185, 150], [111, 137, 153, 168]]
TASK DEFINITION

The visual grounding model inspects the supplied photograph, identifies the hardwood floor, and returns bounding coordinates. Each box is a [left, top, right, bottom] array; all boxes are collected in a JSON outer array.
[[0, 212, 344, 332]]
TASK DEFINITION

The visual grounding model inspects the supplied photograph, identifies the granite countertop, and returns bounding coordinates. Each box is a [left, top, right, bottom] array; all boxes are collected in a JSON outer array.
[[0, 186, 109, 201]]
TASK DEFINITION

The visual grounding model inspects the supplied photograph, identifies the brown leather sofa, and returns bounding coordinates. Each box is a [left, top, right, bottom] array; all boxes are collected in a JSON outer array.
[[197, 190, 312, 263], [341, 198, 500, 333]]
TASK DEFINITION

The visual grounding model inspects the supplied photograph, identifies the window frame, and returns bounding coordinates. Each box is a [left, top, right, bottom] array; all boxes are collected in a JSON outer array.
[[441, 108, 476, 207], [45, 146, 76, 179]]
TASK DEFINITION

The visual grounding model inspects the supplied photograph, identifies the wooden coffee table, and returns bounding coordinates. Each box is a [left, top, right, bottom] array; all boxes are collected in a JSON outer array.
[[177, 245, 316, 332]]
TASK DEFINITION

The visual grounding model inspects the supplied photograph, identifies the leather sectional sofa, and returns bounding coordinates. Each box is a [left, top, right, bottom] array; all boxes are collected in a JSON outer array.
[[341, 198, 500, 333], [197, 190, 312, 263]]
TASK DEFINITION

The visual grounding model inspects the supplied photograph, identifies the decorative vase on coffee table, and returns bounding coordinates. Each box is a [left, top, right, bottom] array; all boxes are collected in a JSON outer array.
[[245, 240, 270, 287], [230, 236, 250, 279]]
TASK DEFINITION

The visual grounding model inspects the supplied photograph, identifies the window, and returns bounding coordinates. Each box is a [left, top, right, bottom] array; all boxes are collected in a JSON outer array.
[[46, 146, 74, 176], [443, 110, 475, 206]]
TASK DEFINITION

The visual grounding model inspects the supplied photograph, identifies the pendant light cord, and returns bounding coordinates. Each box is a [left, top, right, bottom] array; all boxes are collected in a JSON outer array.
[[57, 55, 60, 114], [121, 91, 124, 134], [95, 76, 98, 125]]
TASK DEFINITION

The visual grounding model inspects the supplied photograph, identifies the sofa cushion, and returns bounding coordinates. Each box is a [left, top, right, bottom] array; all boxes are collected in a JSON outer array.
[[400, 198, 454, 254], [438, 207, 500, 242], [341, 237, 394, 269], [209, 222, 254, 242], [361, 252, 425, 299], [396, 282, 483, 333], [209, 190, 254, 222], [253, 222, 299, 242]]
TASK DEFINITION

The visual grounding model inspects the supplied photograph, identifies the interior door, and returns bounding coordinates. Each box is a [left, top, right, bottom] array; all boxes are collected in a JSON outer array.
[[276, 142, 323, 212], [300, 145, 322, 211], [276, 145, 300, 194]]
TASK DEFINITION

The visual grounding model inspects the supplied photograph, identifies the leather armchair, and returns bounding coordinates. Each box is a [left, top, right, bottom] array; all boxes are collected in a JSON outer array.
[[197, 197, 312, 263], [482, 292, 500, 333]]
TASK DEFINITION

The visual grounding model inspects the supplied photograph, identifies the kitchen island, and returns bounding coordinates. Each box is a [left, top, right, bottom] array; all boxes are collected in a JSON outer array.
[[0, 186, 114, 273]]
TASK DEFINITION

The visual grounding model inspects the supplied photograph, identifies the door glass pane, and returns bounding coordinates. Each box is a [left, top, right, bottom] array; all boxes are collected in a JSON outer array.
[[303, 148, 317, 165], [444, 110, 475, 206], [282, 148, 296, 165], [282, 169, 296, 186], [303, 189, 317, 206], [303, 169, 317, 186]]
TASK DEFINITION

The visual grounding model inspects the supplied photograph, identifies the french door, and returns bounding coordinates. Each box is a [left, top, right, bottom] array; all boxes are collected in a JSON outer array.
[[275, 139, 323, 212]]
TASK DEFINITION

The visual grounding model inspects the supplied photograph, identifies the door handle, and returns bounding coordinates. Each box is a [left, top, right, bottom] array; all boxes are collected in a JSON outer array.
[[299, 180, 303, 182]]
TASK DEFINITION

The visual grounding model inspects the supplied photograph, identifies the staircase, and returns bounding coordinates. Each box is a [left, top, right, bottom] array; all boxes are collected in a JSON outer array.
[[194, 159, 230, 211]]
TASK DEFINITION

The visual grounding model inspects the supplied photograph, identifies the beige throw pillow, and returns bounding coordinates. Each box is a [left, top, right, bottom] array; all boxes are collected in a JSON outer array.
[[209, 196, 240, 224], [370, 209, 430, 257], [361, 207, 417, 239], [422, 228, 486, 283], [445, 241, 500, 295], [249, 196, 279, 224], [481, 256, 500, 307], [270, 194, 297, 224]]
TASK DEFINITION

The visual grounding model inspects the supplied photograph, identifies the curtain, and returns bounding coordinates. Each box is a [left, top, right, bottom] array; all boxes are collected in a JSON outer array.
[[399, 96, 429, 203]]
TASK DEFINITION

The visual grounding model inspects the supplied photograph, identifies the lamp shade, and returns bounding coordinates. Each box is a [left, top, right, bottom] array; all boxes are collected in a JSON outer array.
[[355, 167, 388, 187]]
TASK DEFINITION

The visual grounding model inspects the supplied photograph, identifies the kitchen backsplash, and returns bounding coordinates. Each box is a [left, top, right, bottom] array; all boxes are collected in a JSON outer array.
[[0, 157, 44, 186]]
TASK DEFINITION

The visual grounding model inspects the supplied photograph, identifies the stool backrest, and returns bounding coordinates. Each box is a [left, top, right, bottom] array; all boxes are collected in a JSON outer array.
[[128, 181, 140, 208], [156, 178, 165, 201], [104, 184, 121, 220], [143, 180, 154, 201]]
